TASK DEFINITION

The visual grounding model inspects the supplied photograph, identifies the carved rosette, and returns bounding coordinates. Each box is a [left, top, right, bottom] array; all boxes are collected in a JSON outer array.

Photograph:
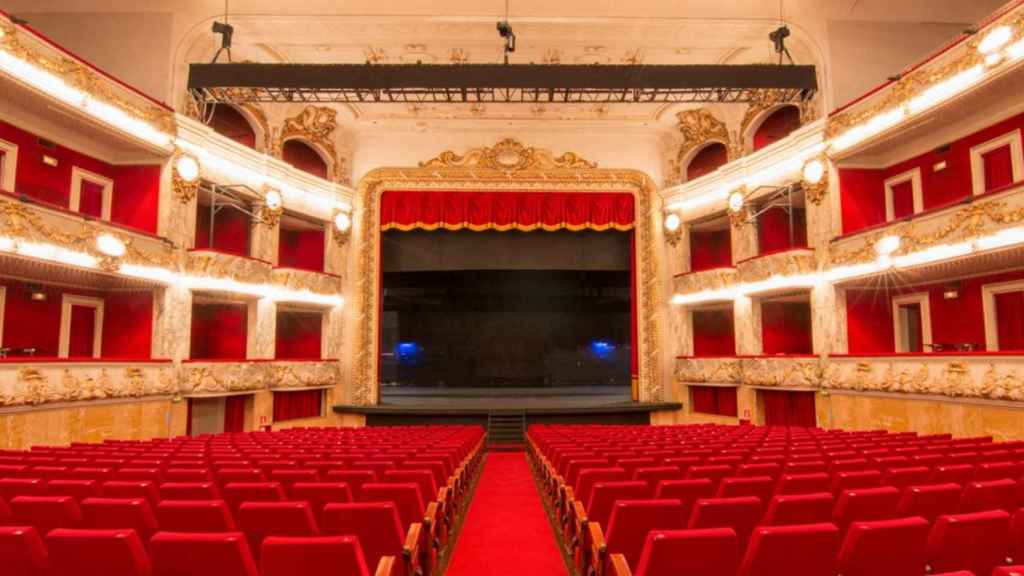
[[0, 363, 176, 408], [674, 268, 739, 296], [269, 361, 341, 389], [824, 356, 1024, 401], [271, 268, 342, 296], [186, 251, 273, 285], [737, 249, 816, 284]]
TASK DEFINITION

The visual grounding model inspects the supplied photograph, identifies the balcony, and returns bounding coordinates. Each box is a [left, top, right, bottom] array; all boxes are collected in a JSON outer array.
[[271, 268, 343, 303], [675, 355, 821, 389], [0, 359, 175, 409], [186, 249, 273, 285], [180, 359, 340, 397], [737, 248, 816, 288], [673, 267, 738, 303], [267, 359, 341, 391]]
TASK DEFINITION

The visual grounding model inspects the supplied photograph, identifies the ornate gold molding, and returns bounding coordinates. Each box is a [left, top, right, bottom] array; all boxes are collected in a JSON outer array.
[[740, 91, 815, 143], [271, 268, 342, 296], [674, 267, 739, 295], [824, 357, 1024, 401], [737, 249, 816, 285], [1, 364, 175, 407], [354, 139, 660, 405], [668, 109, 735, 185], [275, 106, 348, 184], [186, 250, 272, 284]]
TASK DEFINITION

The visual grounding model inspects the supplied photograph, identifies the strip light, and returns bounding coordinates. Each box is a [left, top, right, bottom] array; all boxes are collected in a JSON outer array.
[[0, 237, 344, 307]]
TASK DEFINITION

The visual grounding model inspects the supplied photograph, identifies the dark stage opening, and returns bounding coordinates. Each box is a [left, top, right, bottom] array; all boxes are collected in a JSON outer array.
[[380, 230, 631, 392]]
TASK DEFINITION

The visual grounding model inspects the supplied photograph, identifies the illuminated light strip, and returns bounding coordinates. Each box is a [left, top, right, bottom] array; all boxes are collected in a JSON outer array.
[[0, 237, 344, 307], [671, 273, 820, 306]]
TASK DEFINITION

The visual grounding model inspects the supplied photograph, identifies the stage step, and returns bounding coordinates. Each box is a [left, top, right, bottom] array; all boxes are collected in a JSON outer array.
[[487, 411, 526, 447]]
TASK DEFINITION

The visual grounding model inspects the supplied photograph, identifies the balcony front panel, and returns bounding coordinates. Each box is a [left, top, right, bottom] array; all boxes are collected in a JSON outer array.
[[0, 360, 175, 408], [674, 268, 738, 298], [268, 360, 341, 390], [180, 360, 268, 396], [676, 355, 822, 390], [824, 354, 1024, 402], [737, 249, 817, 285], [271, 268, 343, 299], [675, 356, 742, 385], [186, 249, 273, 285]]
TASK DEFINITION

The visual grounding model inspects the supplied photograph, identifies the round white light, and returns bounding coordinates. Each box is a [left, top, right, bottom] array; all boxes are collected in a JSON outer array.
[[664, 213, 681, 233], [264, 189, 282, 210], [979, 26, 1013, 54], [96, 233, 126, 257], [334, 212, 352, 232], [728, 191, 745, 213], [802, 159, 825, 185], [174, 155, 200, 183], [874, 234, 901, 257]]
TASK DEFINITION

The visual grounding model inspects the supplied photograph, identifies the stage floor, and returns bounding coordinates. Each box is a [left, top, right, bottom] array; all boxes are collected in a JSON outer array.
[[379, 386, 632, 409]]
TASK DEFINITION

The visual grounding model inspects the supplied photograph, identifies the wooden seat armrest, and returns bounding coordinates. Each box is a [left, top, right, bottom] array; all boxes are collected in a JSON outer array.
[[571, 500, 588, 548], [608, 554, 632, 576], [375, 555, 398, 576], [588, 522, 607, 576], [403, 523, 423, 576], [424, 501, 441, 547]]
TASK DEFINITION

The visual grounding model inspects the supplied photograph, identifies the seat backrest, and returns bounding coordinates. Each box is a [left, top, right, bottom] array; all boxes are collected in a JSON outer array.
[[237, 501, 319, 562], [575, 468, 628, 506], [401, 461, 446, 489], [687, 496, 763, 552], [0, 526, 48, 576], [959, 479, 1017, 512], [1012, 508, 1024, 564], [158, 482, 220, 501], [359, 483, 424, 528], [0, 478, 47, 501], [611, 458, 655, 480], [101, 481, 160, 510], [736, 464, 781, 480], [633, 528, 738, 576], [323, 471, 376, 499], [114, 468, 162, 483], [261, 535, 368, 576], [605, 499, 687, 571], [992, 566, 1024, 576], [717, 476, 774, 503], [896, 483, 962, 523], [45, 528, 151, 576], [632, 467, 681, 493], [162, 469, 209, 483], [215, 469, 266, 489], [287, 482, 353, 527], [653, 479, 714, 521], [0, 496, 10, 524], [760, 492, 833, 526], [738, 522, 840, 576], [931, 464, 975, 485], [80, 498, 159, 543], [927, 509, 1011, 576], [584, 481, 650, 529], [222, 482, 286, 513], [975, 461, 1024, 482], [155, 499, 236, 532], [10, 496, 82, 535], [45, 480, 100, 503], [268, 470, 320, 491], [832, 487, 900, 533], [321, 502, 404, 572], [835, 516, 930, 576], [149, 531, 258, 576], [775, 473, 831, 496], [686, 465, 734, 490], [882, 466, 932, 490], [830, 470, 881, 495]]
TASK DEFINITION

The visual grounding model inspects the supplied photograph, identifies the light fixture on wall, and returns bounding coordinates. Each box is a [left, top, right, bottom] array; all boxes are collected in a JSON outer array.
[[95, 233, 126, 257], [174, 154, 200, 183], [801, 159, 825, 185], [728, 190, 745, 213], [663, 212, 682, 247], [334, 211, 351, 233], [979, 25, 1013, 54], [26, 283, 47, 301], [873, 234, 901, 265], [264, 188, 283, 211], [943, 281, 962, 299]]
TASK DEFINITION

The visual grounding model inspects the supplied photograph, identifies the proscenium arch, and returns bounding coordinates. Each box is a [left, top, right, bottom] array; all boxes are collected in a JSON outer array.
[[345, 139, 663, 406]]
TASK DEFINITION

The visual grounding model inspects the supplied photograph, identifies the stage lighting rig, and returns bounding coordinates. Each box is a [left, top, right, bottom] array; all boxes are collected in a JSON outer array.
[[497, 20, 516, 64], [770, 25, 794, 65], [211, 21, 234, 63]]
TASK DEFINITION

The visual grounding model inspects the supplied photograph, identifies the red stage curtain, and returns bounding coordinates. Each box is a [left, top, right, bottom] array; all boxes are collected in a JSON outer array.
[[753, 106, 801, 152], [687, 143, 729, 181], [984, 145, 1014, 192], [223, 395, 247, 432], [995, 290, 1024, 351], [890, 180, 915, 219], [757, 207, 807, 255], [762, 300, 813, 355], [716, 387, 738, 417], [68, 305, 96, 358], [195, 202, 251, 257], [190, 303, 248, 359], [275, 310, 323, 360], [380, 191, 634, 232], [762, 390, 816, 427], [210, 106, 256, 149], [273, 389, 323, 422], [630, 230, 638, 393]]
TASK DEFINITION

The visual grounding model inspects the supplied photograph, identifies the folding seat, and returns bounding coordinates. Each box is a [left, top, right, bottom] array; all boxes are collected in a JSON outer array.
[[157, 481, 219, 501], [384, 470, 438, 504], [1010, 507, 1024, 565], [591, 499, 688, 576], [993, 567, 1024, 576], [832, 487, 900, 534], [261, 535, 370, 576], [632, 467, 680, 493], [360, 483, 424, 528], [687, 496, 763, 552], [162, 468, 209, 483], [662, 457, 700, 475], [45, 528, 150, 576], [28, 466, 69, 481], [960, 478, 1017, 512], [350, 461, 396, 479], [738, 523, 839, 576], [215, 468, 266, 489], [653, 479, 714, 521], [269, 469, 320, 491], [0, 478, 46, 501], [114, 468, 162, 483], [0, 465, 29, 479], [0, 526, 48, 575], [707, 456, 744, 468], [611, 528, 737, 576], [932, 464, 975, 484], [45, 479, 100, 503], [402, 460, 448, 490], [976, 461, 1024, 482], [945, 452, 979, 466], [67, 467, 112, 482], [79, 498, 158, 543], [156, 499, 236, 532], [584, 481, 651, 530], [322, 502, 414, 576], [896, 483, 962, 523], [831, 470, 881, 495], [881, 466, 931, 490], [835, 516, 930, 576], [0, 495, 10, 523], [775, 473, 831, 496], [287, 482, 353, 527], [256, 460, 299, 475], [222, 482, 286, 513], [613, 458, 656, 481], [736, 463, 781, 480], [150, 531, 258, 576], [828, 458, 872, 474], [324, 470, 376, 498], [9, 496, 82, 535], [784, 461, 827, 475], [926, 509, 1011, 576], [717, 476, 774, 503], [760, 492, 833, 526], [685, 465, 734, 490], [237, 501, 319, 563]]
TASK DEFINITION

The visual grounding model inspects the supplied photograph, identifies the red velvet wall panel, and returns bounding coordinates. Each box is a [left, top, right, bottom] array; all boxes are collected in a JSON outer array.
[[78, 180, 104, 218], [995, 290, 1024, 351], [692, 308, 736, 357], [984, 145, 1014, 192], [3, 281, 64, 356], [838, 169, 887, 233], [275, 310, 323, 360], [282, 140, 328, 180], [757, 206, 807, 255], [761, 390, 816, 427], [209, 106, 256, 149], [101, 292, 153, 358], [195, 202, 251, 257], [690, 228, 732, 271], [891, 180, 915, 219], [68, 305, 96, 358], [687, 143, 729, 181], [753, 106, 801, 152], [190, 302, 248, 359], [273, 389, 323, 422], [761, 300, 813, 355], [223, 395, 247, 433], [278, 227, 325, 272], [845, 289, 896, 354], [0, 121, 160, 234]]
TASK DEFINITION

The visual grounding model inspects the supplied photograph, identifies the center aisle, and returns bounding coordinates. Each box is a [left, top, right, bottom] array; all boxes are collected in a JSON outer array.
[[445, 451, 569, 576]]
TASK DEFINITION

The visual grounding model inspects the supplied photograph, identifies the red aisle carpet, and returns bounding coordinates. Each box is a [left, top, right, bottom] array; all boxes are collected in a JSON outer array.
[[446, 451, 568, 576]]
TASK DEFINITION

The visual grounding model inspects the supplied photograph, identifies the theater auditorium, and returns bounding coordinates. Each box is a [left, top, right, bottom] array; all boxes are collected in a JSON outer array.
[[2, 0, 1024, 574]]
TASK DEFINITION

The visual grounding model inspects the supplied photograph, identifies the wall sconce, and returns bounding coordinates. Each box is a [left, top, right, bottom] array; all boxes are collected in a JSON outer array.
[[727, 187, 749, 228], [171, 152, 201, 204], [943, 281, 962, 299], [801, 157, 829, 205], [259, 186, 284, 226], [663, 212, 682, 247], [41, 154, 59, 167], [332, 210, 352, 246]]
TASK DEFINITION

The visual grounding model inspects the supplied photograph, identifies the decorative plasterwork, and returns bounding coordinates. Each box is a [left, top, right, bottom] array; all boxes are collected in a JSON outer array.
[[737, 249, 816, 284], [186, 251, 273, 285], [823, 356, 1024, 401], [674, 267, 739, 296], [675, 357, 742, 384], [274, 106, 348, 184], [0, 363, 175, 408], [667, 108, 737, 185], [743, 357, 822, 388], [269, 361, 341, 389], [740, 89, 816, 142], [271, 268, 342, 296], [355, 138, 660, 405], [182, 362, 267, 394], [803, 156, 830, 206]]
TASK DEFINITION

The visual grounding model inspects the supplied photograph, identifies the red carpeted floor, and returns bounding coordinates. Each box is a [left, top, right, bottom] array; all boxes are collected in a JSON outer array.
[[445, 451, 568, 576]]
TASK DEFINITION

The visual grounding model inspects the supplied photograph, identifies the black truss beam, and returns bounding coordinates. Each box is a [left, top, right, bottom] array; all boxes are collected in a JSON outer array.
[[187, 63, 817, 105]]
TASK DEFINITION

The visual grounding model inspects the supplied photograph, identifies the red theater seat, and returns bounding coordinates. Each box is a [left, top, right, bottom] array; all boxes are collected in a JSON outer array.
[[585, 481, 651, 529], [322, 502, 411, 576], [717, 476, 775, 503], [237, 501, 319, 562], [45, 528, 150, 576], [575, 468, 629, 509], [830, 470, 881, 495], [882, 466, 932, 490], [615, 528, 738, 576], [652, 479, 714, 521], [268, 469, 320, 491], [775, 473, 831, 496], [45, 480, 100, 503], [0, 526, 48, 576], [760, 492, 833, 526], [960, 479, 1017, 512], [80, 498, 158, 543], [324, 471, 376, 498], [1012, 508, 1024, 564], [738, 523, 840, 576], [261, 535, 370, 576], [835, 516, 930, 576], [832, 487, 900, 534], [10, 496, 82, 535], [287, 482, 353, 527], [0, 479, 47, 501], [158, 482, 220, 501], [155, 500, 236, 532], [736, 463, 781, 480], [222, 482, 286, 513], [101, 481, 161, 509], [686, 465, 734, 490], [932, 464, 976, 485], [360, 483, 424, 528], [897, 483, 962, 523], [150, 531, 258, 576], [597, 499, 687, 575], [384, 470, 438, 503], [927, 509, 1011, 576], [993, 567, 1024, 576], [687, 496, 763, 552], [976, 461, 1024, 481], [215, 469, 266, 489], [632, 467, 681, 492], [162, 469, 209, 483]]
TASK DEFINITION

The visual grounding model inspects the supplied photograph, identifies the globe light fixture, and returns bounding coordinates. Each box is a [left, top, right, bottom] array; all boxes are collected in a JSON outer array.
[[979, 26, 1013, 54], [802, 159, 825, 185], [174, 154, 200, 183], [334, 211, 352, 232], [664, 212, 681, 233], [874, 234, 901, 257], [728, 190, 745, 213], [96, 233, 126, 257], [264, 188, 283, 210]]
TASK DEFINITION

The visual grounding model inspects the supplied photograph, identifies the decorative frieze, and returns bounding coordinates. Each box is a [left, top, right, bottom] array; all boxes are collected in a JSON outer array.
[[271, 268, 343, 297], [0, 362, 176, 408], [674, 268, 739, 296], [186, 250, 273, 285], [737, 249, 817, 284]]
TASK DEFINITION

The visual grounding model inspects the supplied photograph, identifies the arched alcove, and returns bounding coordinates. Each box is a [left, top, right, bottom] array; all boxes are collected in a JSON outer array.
[[752, 105, 802, 152], [209, 104, 257, 149], [686, 142, 729, 182], [282, 139, 330, 180]]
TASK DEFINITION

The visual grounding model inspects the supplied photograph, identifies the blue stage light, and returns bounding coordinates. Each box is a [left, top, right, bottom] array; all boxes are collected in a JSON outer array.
[[396, 342, 420, 364], [590, 340, 615, 359]]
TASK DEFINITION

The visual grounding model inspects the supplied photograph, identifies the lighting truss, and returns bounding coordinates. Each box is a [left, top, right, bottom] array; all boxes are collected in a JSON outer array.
[[187, 63, 818, 105]]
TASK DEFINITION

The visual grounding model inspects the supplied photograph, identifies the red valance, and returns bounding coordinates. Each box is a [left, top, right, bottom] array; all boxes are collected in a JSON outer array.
[[380, 191, 635, 232]]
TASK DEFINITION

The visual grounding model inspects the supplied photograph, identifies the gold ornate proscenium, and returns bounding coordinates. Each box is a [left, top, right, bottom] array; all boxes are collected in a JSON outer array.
[[352, 138, 661, 406]]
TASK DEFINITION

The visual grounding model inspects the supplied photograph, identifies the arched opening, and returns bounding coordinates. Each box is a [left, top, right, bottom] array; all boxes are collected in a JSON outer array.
[[282, 139, 329, 180], [209, 105, 257, 148], [753, 105, 801, 152], [686, 142, 729, 182]]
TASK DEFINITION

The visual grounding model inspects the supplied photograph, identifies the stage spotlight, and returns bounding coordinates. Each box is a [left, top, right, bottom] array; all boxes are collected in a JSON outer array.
[[769, 25, 794, 64], [211, 21, 234, 63], [497, 20, 516, 64], [174, 154, 200, 183], [334, 212, 352, 233], [664, 212, 681, 233], [728, 190, 746, 213], [264, 188, 283, 210], [979, 25, 1013, 54], [802, 159, 825, 185], [874, 234, 901, 257], [96, 233, 126, 257]]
